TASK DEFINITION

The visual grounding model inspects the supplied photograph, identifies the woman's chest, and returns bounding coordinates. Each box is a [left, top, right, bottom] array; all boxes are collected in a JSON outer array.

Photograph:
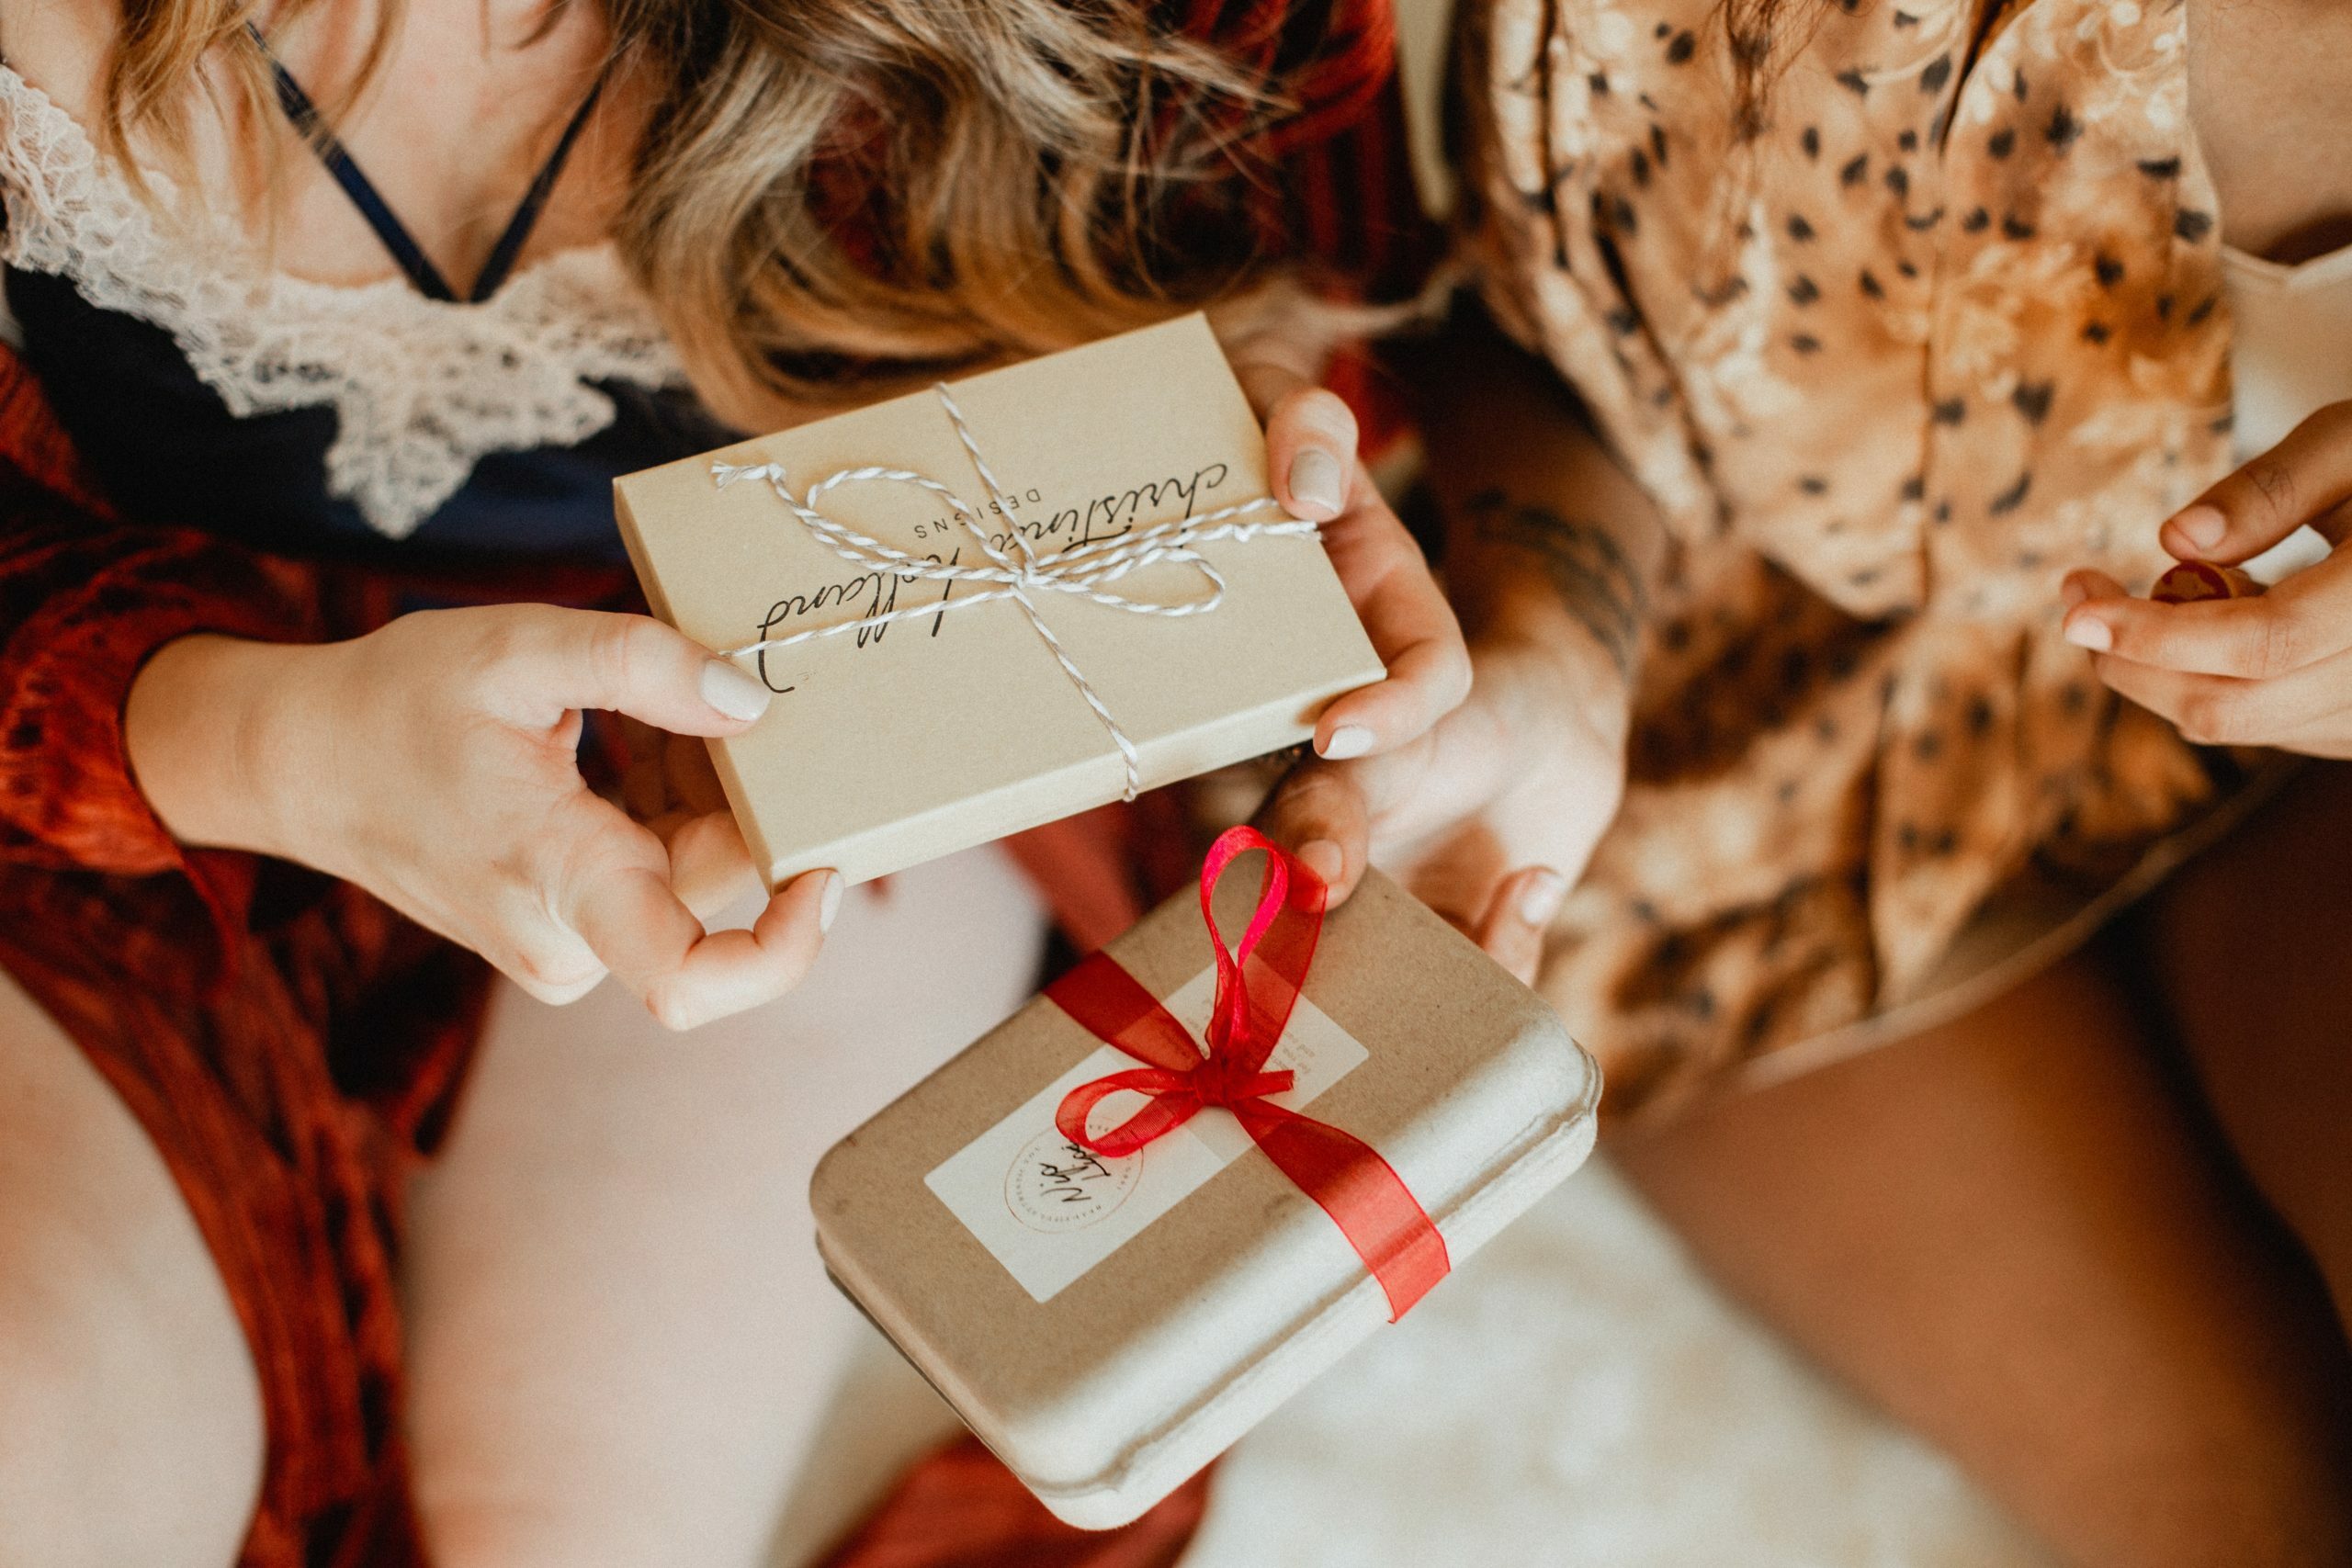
[[1493, 0, 2235, 615]]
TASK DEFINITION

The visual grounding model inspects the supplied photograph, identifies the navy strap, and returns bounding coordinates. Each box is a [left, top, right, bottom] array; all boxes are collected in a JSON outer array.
[[252, 26, 606, 303]]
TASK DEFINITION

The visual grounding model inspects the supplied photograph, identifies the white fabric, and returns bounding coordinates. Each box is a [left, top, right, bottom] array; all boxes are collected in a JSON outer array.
[[0, 64, 686, 540], [2223, 239, 2352, 582], [766, 1160, 2052, 1568]]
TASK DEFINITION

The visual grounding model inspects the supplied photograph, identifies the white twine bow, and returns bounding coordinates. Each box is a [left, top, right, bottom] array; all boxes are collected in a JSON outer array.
[[709, 382, 1318, 800]]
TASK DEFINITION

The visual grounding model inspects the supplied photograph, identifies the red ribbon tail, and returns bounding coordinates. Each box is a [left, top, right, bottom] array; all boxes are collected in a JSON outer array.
[[1231, 1100, 1451, 1320]]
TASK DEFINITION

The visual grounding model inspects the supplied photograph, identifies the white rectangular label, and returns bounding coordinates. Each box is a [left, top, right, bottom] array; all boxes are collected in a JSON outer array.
[[924, 964, 1368, 1302]]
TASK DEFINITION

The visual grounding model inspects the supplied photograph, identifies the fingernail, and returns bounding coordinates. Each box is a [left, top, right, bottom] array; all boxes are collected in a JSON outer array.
[[1288, 448, 1346, 517], [702, 659, 772, 722], [1319, 724, 1374, 760], [2064, 615, 2112, 652], [1518, 868, 1569, 928], [817, 870, 844, 932], [1299, 839, 1345, 886], [2059, 576, 2088, 611], [2171, 504, 2226, 552]]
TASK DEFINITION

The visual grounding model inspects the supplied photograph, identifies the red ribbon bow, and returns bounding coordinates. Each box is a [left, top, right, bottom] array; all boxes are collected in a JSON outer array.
[[1048, 827, 1451, 1319]]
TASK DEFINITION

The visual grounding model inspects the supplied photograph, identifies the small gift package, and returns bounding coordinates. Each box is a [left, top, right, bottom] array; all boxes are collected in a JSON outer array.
[[812, 829, 1601, 1528], [613, 314, 1384, 886]]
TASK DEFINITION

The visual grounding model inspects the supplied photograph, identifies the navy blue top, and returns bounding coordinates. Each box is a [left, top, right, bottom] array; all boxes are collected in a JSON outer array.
[[4, 39, 733, 564]]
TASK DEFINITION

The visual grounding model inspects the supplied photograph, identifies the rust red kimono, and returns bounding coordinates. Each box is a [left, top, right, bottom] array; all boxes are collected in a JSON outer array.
[[0, 5, 1425, 1563]]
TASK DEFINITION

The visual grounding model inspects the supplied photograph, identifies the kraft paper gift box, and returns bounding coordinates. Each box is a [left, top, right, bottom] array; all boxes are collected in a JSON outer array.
[[612, 314, 1384, 888], [811, 830, 1602, 1529]]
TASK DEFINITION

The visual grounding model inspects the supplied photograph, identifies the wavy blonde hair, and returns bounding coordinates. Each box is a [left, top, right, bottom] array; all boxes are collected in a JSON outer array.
[[101, 0, 1324, 424]]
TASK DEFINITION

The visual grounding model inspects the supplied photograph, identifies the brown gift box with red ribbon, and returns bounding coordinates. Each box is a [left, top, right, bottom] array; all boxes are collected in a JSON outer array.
[[811, 830, 1600, 1529]]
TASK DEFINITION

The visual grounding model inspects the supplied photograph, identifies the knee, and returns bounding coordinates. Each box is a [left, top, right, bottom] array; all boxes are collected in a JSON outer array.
[[0, 1246, 264, 1568]]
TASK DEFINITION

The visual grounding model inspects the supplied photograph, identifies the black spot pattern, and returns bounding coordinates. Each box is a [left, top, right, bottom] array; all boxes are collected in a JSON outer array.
[[1469, 0, 2244, 1109]]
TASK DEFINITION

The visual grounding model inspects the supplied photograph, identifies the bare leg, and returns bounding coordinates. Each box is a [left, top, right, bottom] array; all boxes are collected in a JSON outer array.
[[2142, 761, 2352, 1320], [0, 966, 264, 1568], [401, 845, 1048, 1568], [1613, 949, 2352, 1568]]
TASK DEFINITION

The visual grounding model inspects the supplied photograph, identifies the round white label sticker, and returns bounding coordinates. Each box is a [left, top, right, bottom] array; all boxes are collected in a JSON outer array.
[[1003, 1129, 1142, 1233]]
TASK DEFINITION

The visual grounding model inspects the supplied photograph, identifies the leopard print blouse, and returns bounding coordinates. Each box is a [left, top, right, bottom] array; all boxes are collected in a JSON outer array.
[[1459, 0, 2245, 1120]]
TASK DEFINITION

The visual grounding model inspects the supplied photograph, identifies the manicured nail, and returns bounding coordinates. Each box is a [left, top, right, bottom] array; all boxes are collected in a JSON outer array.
[[1319, 724, 1374, 760], [701, 659, 772, 721], [1518, 868, 1569, 928], [2064, 615, 2112, 652], [1299, 839, 1345, 886], [817, 871, 844, 932], [1288, 448, 1346, 517], [2170, 504, 2226, 552], [2059, 576, 2088, 611]]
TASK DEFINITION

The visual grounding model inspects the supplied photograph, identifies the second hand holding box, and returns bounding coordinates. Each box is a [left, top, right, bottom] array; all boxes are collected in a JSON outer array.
[[613, 314, 1385, 887]]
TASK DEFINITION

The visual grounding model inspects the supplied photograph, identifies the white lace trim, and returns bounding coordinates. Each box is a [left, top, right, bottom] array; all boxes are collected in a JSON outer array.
[[0, 64, 688, 539]]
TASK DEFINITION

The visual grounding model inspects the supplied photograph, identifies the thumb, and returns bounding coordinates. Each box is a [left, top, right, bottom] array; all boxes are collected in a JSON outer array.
[[2161, 402, 2352, 565], [487, 606, 775, 736], [1472, 865, 1569, 987], [1236, 362, 1361, 525]]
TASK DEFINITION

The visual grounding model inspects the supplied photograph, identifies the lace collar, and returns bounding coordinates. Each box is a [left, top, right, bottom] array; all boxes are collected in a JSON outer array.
[[0, 64, 688, 539]]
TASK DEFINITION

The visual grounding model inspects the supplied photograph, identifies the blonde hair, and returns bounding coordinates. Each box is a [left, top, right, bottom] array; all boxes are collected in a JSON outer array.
[[102, 0, 1319, 425]]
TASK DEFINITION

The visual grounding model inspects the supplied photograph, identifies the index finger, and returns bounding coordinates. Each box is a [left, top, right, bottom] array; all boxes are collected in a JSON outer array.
[[2161, 402, 2352, 565], [554, 805, 837, 1030], [1312, 500, 1472, 756]]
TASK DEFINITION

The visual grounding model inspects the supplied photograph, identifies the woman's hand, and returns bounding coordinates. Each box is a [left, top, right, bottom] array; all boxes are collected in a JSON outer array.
[[1256, 626, 1633, 984], [2061, 401, 2352, 756], [1241, 364, 1473, 761], [127, 604, 839, 1029]]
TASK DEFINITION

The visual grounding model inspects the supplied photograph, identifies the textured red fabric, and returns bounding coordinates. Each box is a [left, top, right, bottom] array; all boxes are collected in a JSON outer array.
[[0, 5, 1429, 1562], [815, 1438, 1212, 1568]]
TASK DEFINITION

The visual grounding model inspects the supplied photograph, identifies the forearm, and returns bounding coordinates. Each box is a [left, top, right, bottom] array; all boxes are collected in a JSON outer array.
[[1402, 305, 1667, 682], [124, 633, 322, 857]]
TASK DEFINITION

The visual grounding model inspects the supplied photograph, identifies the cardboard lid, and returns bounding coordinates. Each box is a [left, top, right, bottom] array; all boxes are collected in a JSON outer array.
[[812, 870, 1597, 1501]]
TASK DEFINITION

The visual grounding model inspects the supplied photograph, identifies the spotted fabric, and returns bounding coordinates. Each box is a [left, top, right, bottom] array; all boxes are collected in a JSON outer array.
[[1459, 0, 2244, 1120]]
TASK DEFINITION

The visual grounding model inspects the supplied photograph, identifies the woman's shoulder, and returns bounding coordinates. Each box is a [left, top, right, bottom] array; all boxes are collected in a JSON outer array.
[[0, 0, 117, 125]]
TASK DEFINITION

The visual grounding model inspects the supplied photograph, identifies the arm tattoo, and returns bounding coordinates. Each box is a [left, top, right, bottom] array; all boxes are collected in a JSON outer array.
[[1463, 488, 1649, 677]]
